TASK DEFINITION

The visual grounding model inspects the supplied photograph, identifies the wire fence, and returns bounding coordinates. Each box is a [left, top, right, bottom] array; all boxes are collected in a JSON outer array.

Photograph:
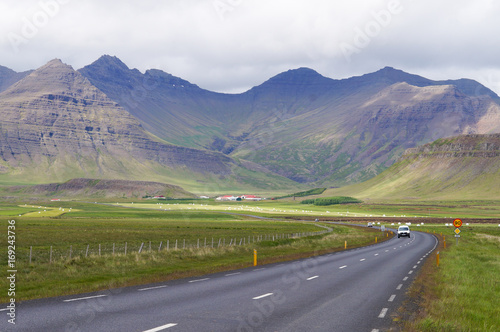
[[20, 226, 333, 265]]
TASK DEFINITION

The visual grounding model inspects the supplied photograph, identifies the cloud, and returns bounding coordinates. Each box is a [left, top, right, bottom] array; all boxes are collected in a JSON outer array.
[[1, 0, 500, 94]]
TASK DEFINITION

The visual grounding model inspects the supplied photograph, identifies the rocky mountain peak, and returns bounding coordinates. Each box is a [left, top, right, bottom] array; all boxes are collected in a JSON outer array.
[[262, 67, 333, 86], [1, 58, 102, 99], [353, 66, 431, 88], [245, 67, 337, 99], [0, 58, 235, 183], [85, 55, 135, 74]]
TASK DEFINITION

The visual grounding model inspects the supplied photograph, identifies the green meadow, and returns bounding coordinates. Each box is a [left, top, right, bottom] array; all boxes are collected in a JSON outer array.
[[0, 201, 384, 301], [396, 224, 500, 332], [116, 198, 500, 219], [0, 198, 498, 332]]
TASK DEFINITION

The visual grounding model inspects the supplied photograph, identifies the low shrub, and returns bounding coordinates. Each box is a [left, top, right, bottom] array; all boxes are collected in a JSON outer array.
[[300, 196, 362, 206]]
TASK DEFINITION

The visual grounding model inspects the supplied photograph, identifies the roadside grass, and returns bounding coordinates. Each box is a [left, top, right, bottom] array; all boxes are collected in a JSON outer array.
[[398, 225, 500, 331], [0, 220, 384, 301]]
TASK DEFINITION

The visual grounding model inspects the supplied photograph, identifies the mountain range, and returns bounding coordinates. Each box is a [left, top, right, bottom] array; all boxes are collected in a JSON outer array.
[[1, 55, 500, 192]]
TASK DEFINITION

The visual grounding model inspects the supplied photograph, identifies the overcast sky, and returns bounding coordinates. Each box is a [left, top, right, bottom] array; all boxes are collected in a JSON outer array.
[[1, 0, 500, 94]]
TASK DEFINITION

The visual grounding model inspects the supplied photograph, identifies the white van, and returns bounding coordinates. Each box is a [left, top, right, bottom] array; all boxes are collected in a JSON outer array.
[[397, 225, 410, 238]]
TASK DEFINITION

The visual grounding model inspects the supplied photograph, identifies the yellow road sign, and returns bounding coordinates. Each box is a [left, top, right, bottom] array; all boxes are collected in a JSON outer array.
[[454, 228, 461, 235], [453, 218, 463, 228]]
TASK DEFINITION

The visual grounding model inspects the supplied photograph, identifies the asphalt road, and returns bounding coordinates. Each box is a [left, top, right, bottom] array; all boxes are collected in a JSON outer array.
[[1, 230, 437, 332]]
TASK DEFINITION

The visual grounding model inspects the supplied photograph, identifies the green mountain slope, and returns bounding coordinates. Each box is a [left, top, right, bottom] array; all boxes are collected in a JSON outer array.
[[328, 134, 500, 200]]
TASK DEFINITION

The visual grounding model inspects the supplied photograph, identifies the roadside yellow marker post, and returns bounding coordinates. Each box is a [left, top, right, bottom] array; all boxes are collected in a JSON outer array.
[[375, 237, 378, 243], [437, 251, 440, 267], [253, 249, 257, 266], [345, 241, 347, 249]]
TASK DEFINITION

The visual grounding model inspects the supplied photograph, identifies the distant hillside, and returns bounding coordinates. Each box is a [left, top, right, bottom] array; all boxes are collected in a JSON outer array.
[[6, 178, 196, 199], [0, 59, 230, 180], [79, 56, 500, 186], [0, 59, 302, 192], [3, 56, 500, 190], [328, 134, 500, 200], [0, 65, 32, 93]]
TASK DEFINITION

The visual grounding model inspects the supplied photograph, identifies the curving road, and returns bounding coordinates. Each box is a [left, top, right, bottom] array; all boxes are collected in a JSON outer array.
[[1, 230, 437, 332]]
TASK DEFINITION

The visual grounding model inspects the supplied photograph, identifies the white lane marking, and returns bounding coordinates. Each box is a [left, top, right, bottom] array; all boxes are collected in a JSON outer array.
[[138, 285, 167, 291], [374, 253, 379, 256], [253, 268, 266, 272], [371, 329, 380, 332], [388, 295, 396, 302], [307, 276, 319, 281], [253, 293, 273, 300], [417, 261, 421, 264], [378, 308, 388, 318], [360, 258, 366, 261], [408, 270, 414, 275], [189, 278, 209, 283], [0, 308, 8, 312], [225, 272, 241, 276], [339, 265, 347, 269], [396, 284, 403, 290], [403, 277, 409, 281], [385, 250, 389, 252], [63, 294, 107, 302], [142, 323, 178, 332], [413, 265, 418, 269]]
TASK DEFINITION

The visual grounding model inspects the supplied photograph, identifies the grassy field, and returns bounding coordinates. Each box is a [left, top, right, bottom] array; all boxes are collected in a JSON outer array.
[[0, 201, 385, 302], [0, 199, 498, 331], [115, 198, 500, 219], [396, 224, 500, 331]]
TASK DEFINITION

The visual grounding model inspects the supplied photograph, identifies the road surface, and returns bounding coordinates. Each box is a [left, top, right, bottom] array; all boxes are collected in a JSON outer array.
[[1, 230, 437, 332]]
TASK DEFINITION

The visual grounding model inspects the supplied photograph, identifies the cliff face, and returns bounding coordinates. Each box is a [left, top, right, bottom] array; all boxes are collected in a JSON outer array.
[[0, 59, 233, 181], [403, 134, 500, 158]]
